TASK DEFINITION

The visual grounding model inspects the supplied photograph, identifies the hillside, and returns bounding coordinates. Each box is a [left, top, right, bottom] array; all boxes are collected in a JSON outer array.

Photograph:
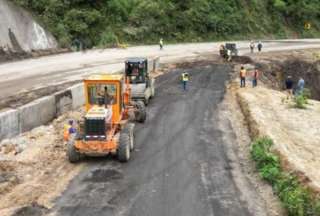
[[12, 0, 320, 48], [0, 0, 57, 52]]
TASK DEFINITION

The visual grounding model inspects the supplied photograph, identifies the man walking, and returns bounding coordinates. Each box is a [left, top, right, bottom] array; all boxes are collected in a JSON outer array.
[[159, 38, 164, 50], [257, 41, 263, 52], [181, 72, 189, 91], [240, 66, 246, 88], [250, 41, 255, 53]]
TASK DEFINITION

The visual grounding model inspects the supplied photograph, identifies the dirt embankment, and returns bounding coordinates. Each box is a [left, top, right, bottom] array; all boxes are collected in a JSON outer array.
[[0, 111, 84, 216], [236, 81, 320, 193], [226, 50, 320, 214], [251, 49, 320, 100]]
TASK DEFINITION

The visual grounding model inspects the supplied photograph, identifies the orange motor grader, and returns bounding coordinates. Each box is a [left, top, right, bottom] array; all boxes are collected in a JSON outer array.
[[65, 74, 146, 163]]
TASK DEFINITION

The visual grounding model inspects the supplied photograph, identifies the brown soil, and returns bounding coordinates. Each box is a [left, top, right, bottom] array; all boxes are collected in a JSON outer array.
[[0, 110, 85, 216], [237, 86, 320, 194], [221, 71, 285, 216], [250, 49, 320, 99]]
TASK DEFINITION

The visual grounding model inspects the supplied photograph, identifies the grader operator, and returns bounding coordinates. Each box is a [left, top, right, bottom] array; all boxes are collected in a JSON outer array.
[[65, 74, 146, 163]]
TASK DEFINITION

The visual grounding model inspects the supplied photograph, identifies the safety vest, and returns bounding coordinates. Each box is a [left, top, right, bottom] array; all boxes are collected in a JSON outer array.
[[182, 73, 189, 81], [63, 124, 71, 141]]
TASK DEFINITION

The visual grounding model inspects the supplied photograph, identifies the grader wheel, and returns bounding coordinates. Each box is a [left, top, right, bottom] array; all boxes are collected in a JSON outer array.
[[118, 124, 134, 162]]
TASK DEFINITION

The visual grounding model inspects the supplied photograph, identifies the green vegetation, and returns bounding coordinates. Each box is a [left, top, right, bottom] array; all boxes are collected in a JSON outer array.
[[13, 0, 320, 47], [251, 137, 320, 216], [294, 88, 311, 109]]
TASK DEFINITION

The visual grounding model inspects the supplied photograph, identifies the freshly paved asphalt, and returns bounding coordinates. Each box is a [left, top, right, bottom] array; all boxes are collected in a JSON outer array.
[[52, 64, 256, 216]]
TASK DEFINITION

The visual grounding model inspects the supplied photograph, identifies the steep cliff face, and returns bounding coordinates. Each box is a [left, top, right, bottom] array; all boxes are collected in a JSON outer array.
[[0, 0, 57, 52]]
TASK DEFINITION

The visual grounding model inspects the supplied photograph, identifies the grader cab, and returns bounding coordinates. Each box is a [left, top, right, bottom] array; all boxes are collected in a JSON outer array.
[[65, 74, 146, 163], [125, 58, 155, 105]]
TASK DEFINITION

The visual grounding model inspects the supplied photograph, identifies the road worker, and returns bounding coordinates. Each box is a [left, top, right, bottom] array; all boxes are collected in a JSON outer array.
[[181, 72, 189, 91], [240, 66, 246, 88], [250, 41, 255, 53], [252, 69, 259, 87], [227, 49, 232, 62], [257, 41, 263, 52], [64, 120, 76, 141], [159, 38, 164, 50], [219, 44, 225, 57]]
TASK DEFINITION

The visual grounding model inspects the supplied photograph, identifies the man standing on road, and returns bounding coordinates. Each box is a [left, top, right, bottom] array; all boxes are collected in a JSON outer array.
[[227, 49, 232, 62], [257, 41, 263, 52], [240, 66, 246, 88], [250, 41, 255, 53], [252, 69, 259, 87], [159, 38, 164, 50], [181, 72, 189, 91]]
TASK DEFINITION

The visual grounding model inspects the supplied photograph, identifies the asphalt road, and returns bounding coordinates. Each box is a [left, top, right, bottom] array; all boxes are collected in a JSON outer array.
[[52, 64, 262, 216], [1, 39, 320, 100]]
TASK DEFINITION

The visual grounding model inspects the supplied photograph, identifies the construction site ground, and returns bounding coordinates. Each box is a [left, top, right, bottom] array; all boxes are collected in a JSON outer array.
[[1, 47, 320, 216], [0, 59, 281, 216]]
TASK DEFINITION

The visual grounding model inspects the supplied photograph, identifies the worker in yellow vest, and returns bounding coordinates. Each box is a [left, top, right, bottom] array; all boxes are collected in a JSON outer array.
[[181, 72, 189, 91]]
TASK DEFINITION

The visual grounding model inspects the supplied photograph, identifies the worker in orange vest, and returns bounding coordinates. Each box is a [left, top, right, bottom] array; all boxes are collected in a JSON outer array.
[[240, 66, 246, 88]]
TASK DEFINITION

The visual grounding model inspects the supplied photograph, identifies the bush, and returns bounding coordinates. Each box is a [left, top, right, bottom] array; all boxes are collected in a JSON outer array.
[[294, 94, 307, 109], [294, 88, 311, 109], [98, 30, 119, 48], [251, 137, 320, 215]]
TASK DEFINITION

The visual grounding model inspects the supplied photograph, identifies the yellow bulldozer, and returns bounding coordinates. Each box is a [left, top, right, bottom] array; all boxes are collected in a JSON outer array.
[[64, 74, 146, 163]]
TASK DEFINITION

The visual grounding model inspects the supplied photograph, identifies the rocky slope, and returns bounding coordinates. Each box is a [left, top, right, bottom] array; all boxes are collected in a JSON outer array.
[[0, 0, 57, 52]]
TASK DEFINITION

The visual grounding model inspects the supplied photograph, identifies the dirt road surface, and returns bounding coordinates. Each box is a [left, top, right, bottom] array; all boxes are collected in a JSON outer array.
[[1, 39, 320, 102], [50, 64, 268, 216]]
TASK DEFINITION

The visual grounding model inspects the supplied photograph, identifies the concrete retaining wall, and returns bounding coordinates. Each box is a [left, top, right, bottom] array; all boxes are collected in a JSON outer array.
[[55, 89, 73, 116], [0, 84, 85, 141], [148, 56, 160, 73], [0, 109, 19, 140], [69, 83, 85, 109], [19, 96, 56, 132]]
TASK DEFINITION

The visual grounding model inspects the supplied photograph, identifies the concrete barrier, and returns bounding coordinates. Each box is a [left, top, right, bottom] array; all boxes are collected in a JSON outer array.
[[69, 83, 85, 109], [19, 96, 56, 132], [153, 56, 160, 72], [0, 56, 161, 142], [55, 89, 73, 116], [0, 109, 20, 141], [148, 56, 160, 73]]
